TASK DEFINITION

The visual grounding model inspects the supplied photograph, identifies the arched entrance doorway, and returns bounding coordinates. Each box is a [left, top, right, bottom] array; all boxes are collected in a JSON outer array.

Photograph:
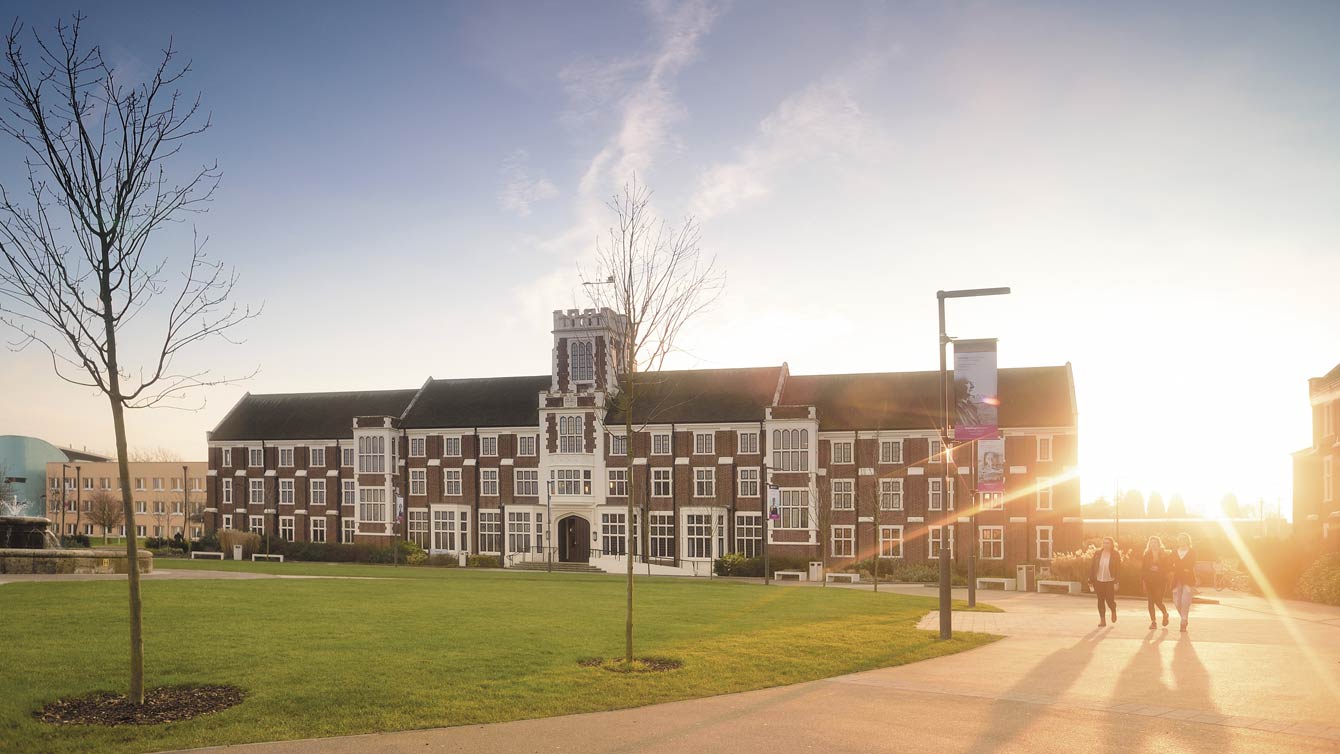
[[558, 516, 590, 563]]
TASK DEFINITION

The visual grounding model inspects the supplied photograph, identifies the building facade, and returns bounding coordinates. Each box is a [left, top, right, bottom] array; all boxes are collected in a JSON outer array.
[[1, 435, 109, 517], [1293, 361, 1340, 547], [205, 308, 1080, 573], [44, 460, 208, 540]]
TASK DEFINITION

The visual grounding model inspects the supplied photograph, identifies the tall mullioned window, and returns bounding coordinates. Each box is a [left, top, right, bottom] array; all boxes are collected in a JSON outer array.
[[772, 429, 809, 472], [778, 489, 809, 529], [570, 339, 594, 383], [358, 435, 385, 473], [478, 512, 501, 554], [359, 487, 387, 523], [558, 416, 584, 453]]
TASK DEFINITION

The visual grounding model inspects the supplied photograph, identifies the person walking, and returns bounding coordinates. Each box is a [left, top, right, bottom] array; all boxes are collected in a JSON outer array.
[[1169, 533, 1197, 632], [1090, 536, 1121, 627], [1142, 535, 1170, 629]]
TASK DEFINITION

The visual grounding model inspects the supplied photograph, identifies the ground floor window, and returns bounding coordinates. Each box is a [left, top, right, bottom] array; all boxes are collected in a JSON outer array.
[[311, 517, 326, 543], [358, 487, 387, 523], [479, 511, 501, 554], [929, 525, 955, 559], [279, 516, 295, 542], [248, 515, 264, 535], [342, 518, 356, 544], [979, 526, 1004, 559], [433, 508, 467, 552], [1036, 526, 1054, 560], [879, 525, 903, 558], [649, 512, 674, 559], [602, 512, 627, 556], [222, 513, 233, 530], [408, 510, 429, 549], [136, 525, 146, 537], [684, 513, 712, 559], [508, 511, 533, 554], [735, 512, 761, 557], [831, 525, 855, 557]]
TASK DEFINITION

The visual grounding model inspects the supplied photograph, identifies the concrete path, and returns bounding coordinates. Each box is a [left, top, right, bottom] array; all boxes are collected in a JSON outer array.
[[154, 585, 1340, 754]]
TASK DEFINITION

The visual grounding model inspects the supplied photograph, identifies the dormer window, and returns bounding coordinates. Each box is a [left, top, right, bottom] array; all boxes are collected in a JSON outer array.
[[570, 339, 594, 384]]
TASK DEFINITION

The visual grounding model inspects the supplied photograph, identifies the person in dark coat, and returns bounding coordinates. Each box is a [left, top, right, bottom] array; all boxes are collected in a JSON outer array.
[[1089, 536, 1121, 627], [1169, 533, 1198, 632], [1142, 535, 1170, 629]]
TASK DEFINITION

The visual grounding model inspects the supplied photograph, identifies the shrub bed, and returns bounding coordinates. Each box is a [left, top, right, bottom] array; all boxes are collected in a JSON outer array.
[[1297, 552, 1340, 606]]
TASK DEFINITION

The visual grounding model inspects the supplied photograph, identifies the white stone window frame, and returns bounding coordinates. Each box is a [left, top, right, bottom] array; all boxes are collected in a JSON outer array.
[[651, 432, 672, 456], [680, 507, 722, 561], [248, 514, 265, 534], [879, 525, 904, 558], [607, 467, 628, 497], [830, 440, 854, 465], [221, 478, 233, 505], [776, 488, 811, 530], [928, 525, 956, 560], [980, 491, 1004, 511], [249, 479, 265, 505], [831, 478, 855, 510], [693, 467, 715, 498], [1037, 435, 1054, 462], [979, 525, 1005, 559], [480, 468, 500, 497], [342, 518, 357, 544], [443, 435, 462, 458], [309, 479, 326, 505], [279, 515, 295, 542], [341, 446, 354, 468], [279, 447, 294, 468], [310, 517, 327, 543], [929, 477, 955, 511], [309, 446, 326, 467], [478, 510, 502, 555], [443, 468, 463, 497], [1036, 477, 1054, 511], [480, 435, 499, 457], [409, 437, 426, 458], [879, 478, 903, 511], [735, 512, 762, 557], [651, 467, 673, 498], [278, 478, 295, 505], [608, 432, 627, 456], [737, 467, 760, 497], [694, 432, 715, 456], [222, 448, 232, 467], [557, 416, 584, 454], [222, 513, 233, 530], [569, 338, 595, 385], [341, 480, 356, 505], [517, 435, 537, 457], [879, 439, 903, 465], [248, 447, 263, 467], [409, 468, 427, 497], [831, 525, 855, 558], [1036, 525, 1054, 560], [737, 431, 759, 455], [515, 468, 539, 497]]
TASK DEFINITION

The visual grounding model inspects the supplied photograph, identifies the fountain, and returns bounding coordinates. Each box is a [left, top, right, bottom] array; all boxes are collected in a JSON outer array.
[[0, 514, 152, 575]]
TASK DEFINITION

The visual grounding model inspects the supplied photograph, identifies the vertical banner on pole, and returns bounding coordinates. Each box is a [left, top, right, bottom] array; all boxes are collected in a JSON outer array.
[[767, 487, 781, 521], [976, 438, 1006, 492], [952, 338, 1000, 440]]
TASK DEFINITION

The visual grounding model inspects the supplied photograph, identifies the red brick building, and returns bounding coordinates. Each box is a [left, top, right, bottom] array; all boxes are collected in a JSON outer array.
[[1293, 361, 1340, 547], [205, 308, 1080, 574]]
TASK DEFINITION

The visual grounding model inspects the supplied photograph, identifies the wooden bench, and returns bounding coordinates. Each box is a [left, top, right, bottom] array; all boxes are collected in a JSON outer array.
[[189, 551, 224, 560], [774, 570, 806, 581], [976, 577, 1015, 591], [826, 572, 860, 584], [251, 554, 284, 562], [1037, 579, 1081, 595]]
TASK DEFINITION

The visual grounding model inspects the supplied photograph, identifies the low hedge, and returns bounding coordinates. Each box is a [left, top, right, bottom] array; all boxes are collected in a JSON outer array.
[[1298, 552, 1340, 606]]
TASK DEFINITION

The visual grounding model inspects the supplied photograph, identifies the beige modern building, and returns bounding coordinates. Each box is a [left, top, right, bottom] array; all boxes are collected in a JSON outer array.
[[45, 460, 207, 541]]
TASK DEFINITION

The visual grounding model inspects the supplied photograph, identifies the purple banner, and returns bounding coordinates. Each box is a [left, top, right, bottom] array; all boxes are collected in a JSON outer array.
[[976, 438, 1006, 493], [953, 338, 999, 440]]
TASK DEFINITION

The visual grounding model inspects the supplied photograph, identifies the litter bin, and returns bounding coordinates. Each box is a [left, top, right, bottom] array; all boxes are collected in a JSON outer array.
[[458, 552, 467, 567], [233, 544, 244, 561], [1016, 564, 1036, 592], [809, 561, 825, 582]]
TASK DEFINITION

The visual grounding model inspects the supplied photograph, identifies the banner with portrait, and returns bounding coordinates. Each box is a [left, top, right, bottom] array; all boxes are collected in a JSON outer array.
[[976, 438, 1006, 493], [953, 338, 999, 440]]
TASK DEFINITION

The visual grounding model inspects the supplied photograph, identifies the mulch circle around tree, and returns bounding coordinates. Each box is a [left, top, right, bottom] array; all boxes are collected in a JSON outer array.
[[578, 656, 683, 673], [35, 685, 245, 726]]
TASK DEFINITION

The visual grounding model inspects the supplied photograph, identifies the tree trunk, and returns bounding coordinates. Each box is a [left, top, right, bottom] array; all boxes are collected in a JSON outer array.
[[624, 382, 636, 664], [110, 393, 145, 704]]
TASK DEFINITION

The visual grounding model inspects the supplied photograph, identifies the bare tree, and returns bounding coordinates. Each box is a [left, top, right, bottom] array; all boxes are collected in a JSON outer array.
[[127, 446, 182, 462], [0, 16, 255, 703], [583, 178, 722, 664], [86, 488, 122, 543]]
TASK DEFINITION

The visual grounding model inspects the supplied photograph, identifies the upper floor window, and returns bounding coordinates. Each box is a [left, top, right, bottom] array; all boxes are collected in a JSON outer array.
[[409, 469, 426, 496], [279, 448, 294, 468], [222, 448, 232, 467], [570, 339, 594, 383], [358, 435, 386, 474], [777, 489, 809, 529], [694, 432, 715, 455], [831, 479, 854, 509], [1037, 435, 1053, 462], [879, 439, 902, 464], [929, 477, 954, 510], [831, 440, 853, 465], [737, 467, 759, 497], [480, 469, 499, 497], [694, 468, 715, 498], [879, 478, 903, 510], [554, 468, 591, 496], [443, 436, 461, 457], [652, 432, 671, 455], [558, 416, 584, 454], [772, 428, 809, 472], [480, 436, 498, 457], [409, 437, 426, 457], [738, 431, 759, 455], [341, 447, 354, 467], [309, 447, 325, 467], [980, 492, 1004, 510], [518, 435, 537, 457], [248, 448, 263, 467], [609, 434, 627, 455], [1036, 477, 1054, 510]]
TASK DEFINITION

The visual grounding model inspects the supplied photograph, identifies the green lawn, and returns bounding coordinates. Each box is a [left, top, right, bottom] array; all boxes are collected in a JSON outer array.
[[1, 562, 998, 754]]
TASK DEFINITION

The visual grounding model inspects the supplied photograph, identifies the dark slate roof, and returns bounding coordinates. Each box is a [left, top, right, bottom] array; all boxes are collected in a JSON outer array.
[[399, 375, 552, 429], [210, 389, 418, 441], [781, 365, 1075, 431], [605, 366, 784, 425]]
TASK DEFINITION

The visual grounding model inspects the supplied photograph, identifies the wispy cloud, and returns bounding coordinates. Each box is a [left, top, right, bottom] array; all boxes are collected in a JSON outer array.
[[691, 80, 873, 218], [498, 149, 558, 217]]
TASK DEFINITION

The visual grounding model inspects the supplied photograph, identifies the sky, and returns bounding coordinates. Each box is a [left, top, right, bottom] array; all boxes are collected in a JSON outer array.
[[1, 1, 1337, 517]]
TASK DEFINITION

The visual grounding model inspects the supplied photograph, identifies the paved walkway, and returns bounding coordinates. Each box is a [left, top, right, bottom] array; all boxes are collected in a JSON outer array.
[[156, 585, 1340, 754]]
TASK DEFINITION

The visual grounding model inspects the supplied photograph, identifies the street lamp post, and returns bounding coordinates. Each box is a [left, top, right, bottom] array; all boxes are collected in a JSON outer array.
[[937, 287, 1010, 641], [182, 463, 191, 556], [546, 479, 554, 573], [60, 463, 69, 539], [765, 481, 777, 585]]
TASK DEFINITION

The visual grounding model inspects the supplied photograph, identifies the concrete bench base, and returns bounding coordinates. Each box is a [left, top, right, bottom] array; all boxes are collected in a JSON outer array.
[[976, 577, 1016, 591], [1038, 579, 1081, 595], [190, 551, 224, 560], [251, 554, 284, 562], [774, 570, 806, 581], [826, 573, 860, 584]]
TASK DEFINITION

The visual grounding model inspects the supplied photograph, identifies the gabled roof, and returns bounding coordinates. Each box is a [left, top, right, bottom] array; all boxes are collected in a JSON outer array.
[[605, 366, 785, 425], [781, 365, 1076, 431], [210, 389, 418, 441], [399, 375, 551, 429]]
